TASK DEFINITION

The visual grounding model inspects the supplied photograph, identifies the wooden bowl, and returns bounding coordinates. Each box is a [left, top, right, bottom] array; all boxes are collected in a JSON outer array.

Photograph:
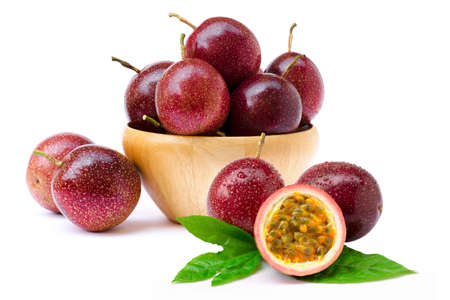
[[122, 125, 319, 222]]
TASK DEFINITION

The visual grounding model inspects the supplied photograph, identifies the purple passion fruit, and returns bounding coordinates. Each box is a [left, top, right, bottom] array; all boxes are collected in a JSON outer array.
[[52, 145, 141, 231], [26, 133, 93, 213], [297, 162, 382, 242]]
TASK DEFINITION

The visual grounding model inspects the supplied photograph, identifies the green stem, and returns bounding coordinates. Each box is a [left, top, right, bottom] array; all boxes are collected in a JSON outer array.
[[111, 56, 140, 73], [255, 132, 266, 158], [142, 115, 161, 127], [33, 150, 63, 167], [281, 54, 305, 78], [180, 33, 186, 59], [169, 13, 197, 30]]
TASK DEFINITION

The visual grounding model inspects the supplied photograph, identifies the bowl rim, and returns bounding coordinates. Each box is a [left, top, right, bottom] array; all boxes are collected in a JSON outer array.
[[125, 121, 316, 140]]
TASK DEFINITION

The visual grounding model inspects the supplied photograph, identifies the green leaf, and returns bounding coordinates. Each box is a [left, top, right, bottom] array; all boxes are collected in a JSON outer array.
[[174, 217, 415, 286], [173, 216, 262, 286], [173, 251, 231, 283], [297, 246, 416, 283], [177, 216, 256, 255], [212, 251, 261, 286]]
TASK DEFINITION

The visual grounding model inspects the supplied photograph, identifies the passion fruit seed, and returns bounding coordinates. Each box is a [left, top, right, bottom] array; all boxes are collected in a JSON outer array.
[[265, 192, 336, 264]]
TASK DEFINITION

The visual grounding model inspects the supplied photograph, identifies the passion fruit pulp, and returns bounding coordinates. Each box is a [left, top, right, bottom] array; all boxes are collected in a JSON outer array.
[[254, 184, 346, 276]]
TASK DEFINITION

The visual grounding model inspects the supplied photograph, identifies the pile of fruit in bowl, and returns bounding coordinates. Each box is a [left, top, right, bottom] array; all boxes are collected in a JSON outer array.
[[119, 15, 324, 220], [26, 13, 414, 286]]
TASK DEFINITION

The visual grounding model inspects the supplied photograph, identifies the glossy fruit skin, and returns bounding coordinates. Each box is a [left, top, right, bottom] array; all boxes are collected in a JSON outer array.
[[207, 157, 284, 233], [186, 17, 261, 89], [125, 61, 173, 121], [156, 58, 230, 135], [254, 184, 346, 276], [266, 52, 323, 125], [26, 133, 93, 213], [226, 73, 302, 136], [52, 145, 141, 231], [297, 162, 382, 242]]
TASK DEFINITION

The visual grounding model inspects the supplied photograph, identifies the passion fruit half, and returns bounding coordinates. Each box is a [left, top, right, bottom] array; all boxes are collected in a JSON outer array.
[[254, 184, 346, 276]]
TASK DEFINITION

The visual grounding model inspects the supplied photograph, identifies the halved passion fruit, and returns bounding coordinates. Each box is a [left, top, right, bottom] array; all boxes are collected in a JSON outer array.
[[254, 184, 346, 276]]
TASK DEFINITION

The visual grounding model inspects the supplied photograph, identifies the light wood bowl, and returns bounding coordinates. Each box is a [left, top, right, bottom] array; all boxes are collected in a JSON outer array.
[[122, 125, 319, 222]]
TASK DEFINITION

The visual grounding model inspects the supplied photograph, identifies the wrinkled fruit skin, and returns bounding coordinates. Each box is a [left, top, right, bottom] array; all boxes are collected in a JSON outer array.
[[52, 145, 141, 231], [125, 61, 173, 122], [186, 17, 261, 89], [254, 184, 346, 276], [298, 162, 382, 242], [207, 157, 284, 233], [156, 58, 230, 135], [226, 73, 302, 136], [266, 52, 323, 125], [26, 133, 93, 213]]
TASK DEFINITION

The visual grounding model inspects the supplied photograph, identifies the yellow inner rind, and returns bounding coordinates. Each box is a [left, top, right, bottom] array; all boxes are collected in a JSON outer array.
[[263, 192, 337, 264]]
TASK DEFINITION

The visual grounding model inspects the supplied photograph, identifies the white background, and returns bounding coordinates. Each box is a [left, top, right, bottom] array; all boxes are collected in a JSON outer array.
[[0, 0, 448, 299]]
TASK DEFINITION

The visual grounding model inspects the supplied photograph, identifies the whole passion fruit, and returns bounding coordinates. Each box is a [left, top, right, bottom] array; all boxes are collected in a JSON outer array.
[[254, 184, 346, 276], [207, 157, 284, 234], [207, 133, 284, 234], [26, 133, 93, 213], [297, 162, 382, 242]]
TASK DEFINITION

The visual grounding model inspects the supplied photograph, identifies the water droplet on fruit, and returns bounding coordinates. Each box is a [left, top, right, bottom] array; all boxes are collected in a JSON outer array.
[[237, 171, 247, 179]]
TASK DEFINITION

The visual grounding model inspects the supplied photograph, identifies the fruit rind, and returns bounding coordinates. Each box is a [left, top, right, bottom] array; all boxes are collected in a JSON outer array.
[[186, 17, 261, 89], [125, 61, 173, 122], [52, 145, 141, 232], [265, 52, 324, 125], [207, 157, 284, 234], [226, 73, 302, 136], [297, 161, 382, 242], [155, 58, 230, 136], [254, 184, 346, 276], [26, 133, 93, 213]]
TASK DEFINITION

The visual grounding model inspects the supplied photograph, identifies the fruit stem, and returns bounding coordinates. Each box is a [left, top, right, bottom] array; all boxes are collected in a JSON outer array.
[[216, 131, 226, 137], [143, 115, 161, 128], [143, 114, 224, 136], [169, 13, 197, 30], [111, 56, 140, 73], [255, 132, 266, 159], [281, 54, 305, 78], [180, 33, 186, 59], [288, 23, 297, 52], [33, 150, 63, 167]]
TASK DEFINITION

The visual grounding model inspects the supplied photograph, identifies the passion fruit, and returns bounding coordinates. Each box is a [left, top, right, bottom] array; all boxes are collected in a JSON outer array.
[[297, 162, 382, 242], [207, 133, 284, 233], [254, 184, 346, 276], [26, 133, 93, 213]]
